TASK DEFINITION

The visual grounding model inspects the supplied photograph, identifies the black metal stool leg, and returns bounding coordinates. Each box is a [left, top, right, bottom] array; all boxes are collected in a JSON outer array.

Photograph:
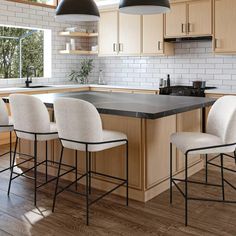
[[205, 154, 208, 183], [170, 143, 173, 204], [220, 154, 225, 201], [185, 153, 188, 227], [45, 141, 48, 182], [89, 152, 91, 195], [8, 137, 18, 196], [85, 145, 89, 226], [52, 146, 64, 212], [75, 150, 78, 191], [234, 150, 236, 164], [126, 141, 129, 206], [34, 135, 38, 206], [9, 131, 12, 167]]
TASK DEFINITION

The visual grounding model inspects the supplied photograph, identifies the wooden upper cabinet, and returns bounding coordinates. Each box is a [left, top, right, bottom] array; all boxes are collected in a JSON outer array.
[[214, 0, 236, 53], [165, 3, 187, 37], [143, 14, 174, 55], [143, 14, 164, 54], [119, 13, 141, 55], [188, 0, 212, 36], [99, 11, 119, 56], [165, 0, 212, 38]]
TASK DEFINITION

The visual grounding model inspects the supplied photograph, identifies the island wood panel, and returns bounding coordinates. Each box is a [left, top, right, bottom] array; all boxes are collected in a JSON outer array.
[[176, 109, 202, 171], [93, 115, 143, 190], [145, 115, 177, 189]]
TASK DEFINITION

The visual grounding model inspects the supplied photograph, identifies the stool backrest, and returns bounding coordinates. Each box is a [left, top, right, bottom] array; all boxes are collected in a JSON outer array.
[[207, 95, 236, 144], [9, 94, 51, 134], [54, 98, 103, 144], [0, 98, 9, 126]]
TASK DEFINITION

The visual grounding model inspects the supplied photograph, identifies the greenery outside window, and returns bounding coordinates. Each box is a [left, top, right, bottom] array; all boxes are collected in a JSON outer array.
[[0, 25, 52, 79]]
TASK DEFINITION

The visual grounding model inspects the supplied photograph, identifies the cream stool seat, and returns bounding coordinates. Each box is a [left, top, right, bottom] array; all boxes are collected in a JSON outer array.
[[63, 129, 127, 152], [53, 97, 129, 225], [170, 95, 236, 226], [171, 132, 234, 155]]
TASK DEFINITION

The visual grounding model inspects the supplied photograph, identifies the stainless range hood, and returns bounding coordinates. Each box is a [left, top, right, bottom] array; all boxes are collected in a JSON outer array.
[[164, 36, 212, 43]]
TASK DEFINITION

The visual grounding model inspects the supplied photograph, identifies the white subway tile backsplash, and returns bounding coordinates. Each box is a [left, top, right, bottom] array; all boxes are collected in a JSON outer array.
[[2, 0, 236, 91]]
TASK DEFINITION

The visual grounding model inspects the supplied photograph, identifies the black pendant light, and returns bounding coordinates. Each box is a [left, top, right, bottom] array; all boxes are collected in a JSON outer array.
[[56, 0, 100, 22], [119, 0, 170, 15]]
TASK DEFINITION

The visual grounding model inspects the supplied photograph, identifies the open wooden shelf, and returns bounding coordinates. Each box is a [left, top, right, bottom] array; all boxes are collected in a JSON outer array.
[[59, 50, 98, 55], [59, 32, 98, 37]]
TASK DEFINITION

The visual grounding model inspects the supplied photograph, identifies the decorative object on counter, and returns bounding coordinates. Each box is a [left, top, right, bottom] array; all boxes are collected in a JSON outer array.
[[98, 69, 106, 85], [119, 0, 170, 15], [69, 59, 94, 84], [167, 74, 171, 88], [55, 0, 100, 22], [192, 80, 206, 89]]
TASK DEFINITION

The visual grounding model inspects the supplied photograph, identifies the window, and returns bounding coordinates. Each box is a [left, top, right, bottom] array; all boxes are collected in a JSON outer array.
[[0, 25, 52, 79], [7, 0, 58, 8], [28, 0, 57, 6]]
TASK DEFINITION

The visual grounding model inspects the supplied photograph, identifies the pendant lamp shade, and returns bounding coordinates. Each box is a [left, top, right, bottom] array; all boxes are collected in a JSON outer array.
[[119, 0, 170, 15], [56, 0, 100, 22]]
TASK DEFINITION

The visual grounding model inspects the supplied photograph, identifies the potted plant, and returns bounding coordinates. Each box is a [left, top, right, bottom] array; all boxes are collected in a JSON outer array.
[[69, 59, 94, 84]]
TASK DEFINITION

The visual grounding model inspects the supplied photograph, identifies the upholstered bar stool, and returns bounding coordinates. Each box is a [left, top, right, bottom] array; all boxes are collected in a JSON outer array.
[[8, 94, 59, 206], [170, 95, 236, 226], [53, 98, 128, 225], [0, 98, 14, 171]]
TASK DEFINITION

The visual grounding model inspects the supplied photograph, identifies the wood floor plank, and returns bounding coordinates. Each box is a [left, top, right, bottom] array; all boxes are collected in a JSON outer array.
[[0, 147, 235, 235]]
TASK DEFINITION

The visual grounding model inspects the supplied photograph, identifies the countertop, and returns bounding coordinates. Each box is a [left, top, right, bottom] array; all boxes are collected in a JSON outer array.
[[205, 89, 236, 95], [0, 84, 159, 94], [19, 91, 216, 119]]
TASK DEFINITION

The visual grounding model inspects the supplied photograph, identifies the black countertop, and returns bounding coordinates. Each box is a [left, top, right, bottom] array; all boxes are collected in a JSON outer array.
[[4, 91, 216, 119]]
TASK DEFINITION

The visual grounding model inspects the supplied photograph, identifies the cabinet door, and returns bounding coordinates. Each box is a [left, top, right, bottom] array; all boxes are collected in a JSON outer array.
[[214, 0, 236, 53], [99, 11, 119, 56], [143, 14, 164, 54], [119, 13, 141, 55], [165, 3, 187, 37], [188, 0, 212, 36]]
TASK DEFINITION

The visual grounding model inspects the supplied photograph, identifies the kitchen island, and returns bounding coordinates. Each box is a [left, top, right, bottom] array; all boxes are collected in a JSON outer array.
[[8, 92, 215, 202]]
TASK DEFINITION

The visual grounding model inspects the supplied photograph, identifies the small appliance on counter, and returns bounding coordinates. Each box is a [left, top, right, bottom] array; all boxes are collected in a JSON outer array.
[[159, 77, 216, 97]]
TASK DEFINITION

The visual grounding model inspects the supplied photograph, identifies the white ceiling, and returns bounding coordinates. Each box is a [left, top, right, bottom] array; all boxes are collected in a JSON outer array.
[[95, 0, 119, 7]]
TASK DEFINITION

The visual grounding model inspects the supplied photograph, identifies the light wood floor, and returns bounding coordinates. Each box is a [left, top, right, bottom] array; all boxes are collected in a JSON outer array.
[[0, 147, 235, 236]]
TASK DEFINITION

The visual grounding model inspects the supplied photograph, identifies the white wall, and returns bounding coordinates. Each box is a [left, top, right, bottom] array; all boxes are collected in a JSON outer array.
[[97, 41, 236, 90]]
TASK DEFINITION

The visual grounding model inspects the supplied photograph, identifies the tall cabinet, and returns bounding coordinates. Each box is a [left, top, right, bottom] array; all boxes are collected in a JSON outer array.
[[214, 0, 236, 53]]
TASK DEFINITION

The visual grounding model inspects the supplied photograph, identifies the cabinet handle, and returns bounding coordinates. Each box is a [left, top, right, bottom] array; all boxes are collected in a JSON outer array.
[[158, 41, 163, 51], [119, 43, 123, 52], [181, 23, 186, 33], [188, 23, 193, 33], [215, 38, 220, 49], [113, 43, 116, 52]]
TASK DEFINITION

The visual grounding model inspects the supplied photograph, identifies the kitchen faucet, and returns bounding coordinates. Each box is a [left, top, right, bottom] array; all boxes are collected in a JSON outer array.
[[25, 66, 36, 88]]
